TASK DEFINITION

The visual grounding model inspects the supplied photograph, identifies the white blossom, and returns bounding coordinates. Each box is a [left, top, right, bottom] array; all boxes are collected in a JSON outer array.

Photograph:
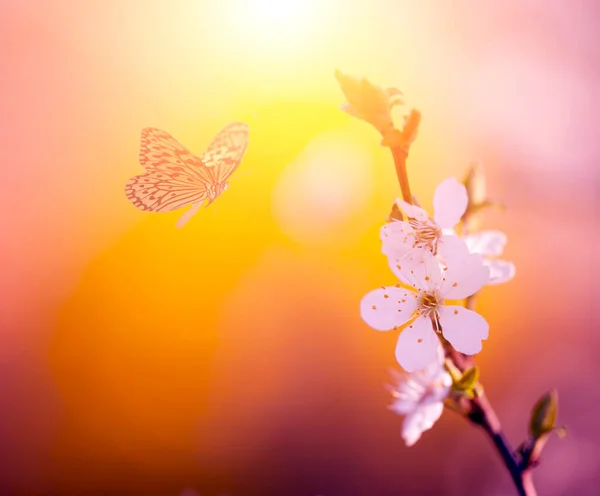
[[360, 250, 489, 372], [388, 348, 451, 446], [463, 230, 516, 285], [381, 177, 470, 285]]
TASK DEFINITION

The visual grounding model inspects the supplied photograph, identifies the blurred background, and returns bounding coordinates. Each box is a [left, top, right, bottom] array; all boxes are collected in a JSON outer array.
[[1, 0, 598, 494]]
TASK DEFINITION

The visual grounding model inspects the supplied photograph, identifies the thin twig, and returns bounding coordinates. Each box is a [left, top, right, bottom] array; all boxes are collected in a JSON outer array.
[[469, 394, 536, 496], [390, 146, 413, 204], [382, 109, 420, 205], [447, 345, 537, 495]]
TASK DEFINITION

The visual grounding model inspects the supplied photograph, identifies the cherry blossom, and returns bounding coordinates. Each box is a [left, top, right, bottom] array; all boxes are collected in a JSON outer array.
[[463, 230, 516, 285], [387, 348, 452, 446], [381, 177, 469, 283], [360, 250, 489, 372]]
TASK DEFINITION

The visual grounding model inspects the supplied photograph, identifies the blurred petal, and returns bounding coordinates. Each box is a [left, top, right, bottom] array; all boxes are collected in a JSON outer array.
[[381, 221, 415, 259], [390, 394, 418, 415], [487, 259, 516, 285], [433, 177, 468, 228], [402, 402, 444, 446], [440, 253, 489, 299], [396, 199, 428, 221], [437, 234, 470, 266], [439, 306, 489, 355], [464, 230, 507, 256], [389, 376, 424, 414], [464, 161, 487, 206], [360, 287, 418, 331], [395, 316, 439, 372]]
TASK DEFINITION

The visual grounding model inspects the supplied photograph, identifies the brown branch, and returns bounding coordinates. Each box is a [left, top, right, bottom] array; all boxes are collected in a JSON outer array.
[[468, 393, 537, 496], [381, 109, 420, 205], [389, 146, 413, 204], [447, 345, 537, 496], [459, 295, 538, 493]]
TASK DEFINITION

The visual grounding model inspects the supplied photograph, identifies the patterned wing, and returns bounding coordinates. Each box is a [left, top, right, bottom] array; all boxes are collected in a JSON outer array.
[[125, 169, 208, 213], [200, 122, 249, 183], [139, 127, 214, 184]]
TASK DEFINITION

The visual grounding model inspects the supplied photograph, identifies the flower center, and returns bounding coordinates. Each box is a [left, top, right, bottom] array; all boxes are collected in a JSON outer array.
[[417, 290, 441, 318], [408, 219, 442, 254]]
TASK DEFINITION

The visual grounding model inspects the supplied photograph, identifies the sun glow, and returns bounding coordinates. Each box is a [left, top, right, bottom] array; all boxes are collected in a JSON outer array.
[[226, 0, 321, 54], [245, 0, 309, 26]]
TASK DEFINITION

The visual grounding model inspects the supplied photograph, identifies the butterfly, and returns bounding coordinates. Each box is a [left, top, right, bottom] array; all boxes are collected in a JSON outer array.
[[125, 122, 249, 228]]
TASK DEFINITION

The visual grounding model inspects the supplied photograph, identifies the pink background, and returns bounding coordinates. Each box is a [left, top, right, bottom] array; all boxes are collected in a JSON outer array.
[[1, 1, 598, 494]]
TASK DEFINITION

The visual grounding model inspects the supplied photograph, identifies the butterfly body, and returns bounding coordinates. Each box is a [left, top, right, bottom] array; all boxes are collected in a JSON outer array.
[[125, 122, 249, 227]]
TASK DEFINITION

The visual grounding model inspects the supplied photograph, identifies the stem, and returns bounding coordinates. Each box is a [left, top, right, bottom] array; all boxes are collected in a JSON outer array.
[[389, 146, 413, 204], [469, 394, 537, 496], [382, 109, 420, 205], [447, 344, 537, 495], [522, 472, 537, 495]]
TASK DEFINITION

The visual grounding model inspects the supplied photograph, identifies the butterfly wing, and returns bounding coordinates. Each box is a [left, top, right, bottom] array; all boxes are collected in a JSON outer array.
[[126, 128, 213, 216], [138, 127, 214, 184], [200, 122, 249, 183], [125, 170, 208, 213]]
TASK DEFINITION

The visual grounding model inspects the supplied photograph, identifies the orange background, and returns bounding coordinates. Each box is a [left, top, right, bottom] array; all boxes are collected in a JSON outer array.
[[1, 1, 598, 495]]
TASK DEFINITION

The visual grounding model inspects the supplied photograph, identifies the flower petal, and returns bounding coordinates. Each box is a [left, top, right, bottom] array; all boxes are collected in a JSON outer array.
[[360, 287, 418, 331], [486, 259, 516, 285], [439, 305, 489, 355], [380, 221, 415, 259], [418, 361, 452, 403], [433, 177, 468, 228], [388, 256, 414, 286], [402, 402, 444, 446], [395, 316, 439, 372], [389, 376, 423, 414], [396, 199, 429, 221], [397, 250, 443, 292], [464, 230, 507, 256], [390, 394, 418, 415], [440, 252, 489, 299], [437, 234, 471, 267]]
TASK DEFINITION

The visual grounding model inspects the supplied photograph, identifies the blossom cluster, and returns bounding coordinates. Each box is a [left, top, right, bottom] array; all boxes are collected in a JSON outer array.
[[361, 177, 515, 444]]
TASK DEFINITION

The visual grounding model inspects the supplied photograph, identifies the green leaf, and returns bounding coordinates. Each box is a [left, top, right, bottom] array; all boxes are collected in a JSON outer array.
[[454, 367, 479, 392], [529, 389, 559, 439], [386, 87, 404, 107], [448, 366, 480, 399], [335, 69, 387, 113], [399, 110, 421, 149], [444, 359, 463, 383], [334, 69, 400, 134], [359, 78, 389, 114]]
